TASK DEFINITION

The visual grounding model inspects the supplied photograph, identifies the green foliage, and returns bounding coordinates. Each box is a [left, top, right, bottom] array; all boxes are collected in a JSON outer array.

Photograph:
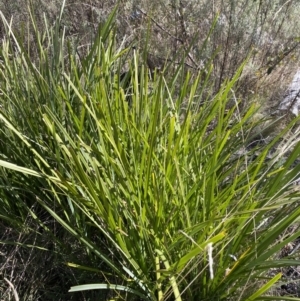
[[1, 4, 300, 301]]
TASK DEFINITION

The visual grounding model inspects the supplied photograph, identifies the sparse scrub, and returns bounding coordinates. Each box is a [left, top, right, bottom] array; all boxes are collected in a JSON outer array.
[[1, 0, 299, 101], [1, 1, 300, 301]]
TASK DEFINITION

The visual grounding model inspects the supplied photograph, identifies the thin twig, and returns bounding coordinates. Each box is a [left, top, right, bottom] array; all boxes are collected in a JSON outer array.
[[272, 0, 293, 21], [4, 278, 19, 301], [137, 8, 199, 69], [138, 8, 184, 44]]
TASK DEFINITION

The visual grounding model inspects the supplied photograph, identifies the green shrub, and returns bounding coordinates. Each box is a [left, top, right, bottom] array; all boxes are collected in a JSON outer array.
[[1, 3, 300, 301]]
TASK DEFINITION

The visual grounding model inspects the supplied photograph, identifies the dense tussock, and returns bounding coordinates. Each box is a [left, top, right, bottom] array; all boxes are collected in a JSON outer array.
[[1, 1, 300, 301]]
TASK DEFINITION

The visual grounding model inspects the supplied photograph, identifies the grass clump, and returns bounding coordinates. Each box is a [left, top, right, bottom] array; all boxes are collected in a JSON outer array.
[[1, 3, 300, 301]]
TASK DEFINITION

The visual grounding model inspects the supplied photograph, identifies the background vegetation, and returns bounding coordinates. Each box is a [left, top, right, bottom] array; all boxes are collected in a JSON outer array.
[[1, 1, 300, 300]]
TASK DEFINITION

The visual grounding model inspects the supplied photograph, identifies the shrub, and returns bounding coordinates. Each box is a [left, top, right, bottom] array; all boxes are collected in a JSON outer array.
[[1, 3, 300, 301]]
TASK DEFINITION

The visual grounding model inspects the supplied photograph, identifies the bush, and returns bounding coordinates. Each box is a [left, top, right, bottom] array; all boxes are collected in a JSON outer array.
[[1, 3, 300, 301]]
